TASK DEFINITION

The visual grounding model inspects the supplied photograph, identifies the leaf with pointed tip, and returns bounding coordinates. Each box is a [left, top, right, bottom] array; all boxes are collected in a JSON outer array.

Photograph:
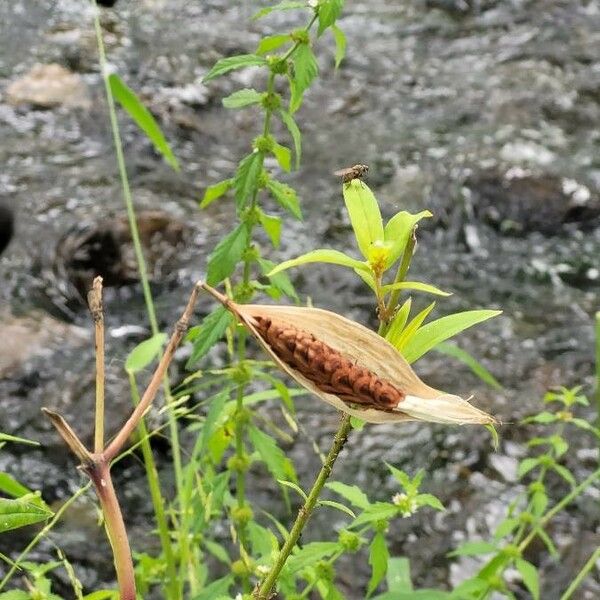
[[125, 334, 167, 374], [343, 180, 384, 259], [384, 210, 432, 268], [401, 310, 502, 364], [279, 110, 302, 169], [331, 24, 346, 68], [234, 152, 263, 209], [203, 54, 267, 82], [200, 179, 233, 209], [206, 223, 249, 285], [268, 249, 370, 277], [266, 179, 302, 219], [108, 74, 179, 171], [222, 88, 262, 108]]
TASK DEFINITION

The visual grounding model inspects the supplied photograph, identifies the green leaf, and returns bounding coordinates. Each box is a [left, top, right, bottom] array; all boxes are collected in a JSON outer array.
[[318, 0, 345, 35], [125, 333, 167, 374], [494, 518, 519, 539], [448, 541, 497, 557], [0, 592, 31, 600], [351, 503, 398, 527], [401, 309, 502, 364], [258, 210, 282, 247], [200, 179, 233, 209], [200, 391, 228, 454], [222, 88, 263, 108], [0, 498, 52, 533], [234, 151, 263, 209], [0, 474, 32, 499], [416, 494, 445, 511], [386, 464, 414, 492], [385, 299, 412, 347], [331, 24, 346, 68], [81, 591, 118, 600], [286, 541, 340, 574], [518, 457, 542, 479], [531, 490, 548, 516], [0, 433, 39, 446], [108, 74, 179, 171], [551, 464, 576, 486], [266, 179, 302, 219], [386, 557, 412, 592], [392, 302, 436, 355], [522, 411, 558, 424], [258, 257, 298, 301], [515, 558, 539, 600], [268, 249, 369, 277], [191, 575, 234, 600], [382, 281, 451, 297], [272, 142, 292, 172], [434, 342, 502, 390], [252, 1, 307, 20], [206, 223, 249, 285], [203, 54, 267, 82], [318, 499, 356, 518], [248, 425, 297, 483], [368, 532, 389, 597], [326, 481, 371, 509], [342, 180, 384, 259], [277, 479, 307, 501], [187, 307, 234, 366], [384, 210, 432, 268], [279, 110, 302, 169], [257, 34, 292, 54], [290, 43, 318, 112], [203, 540, 231, 565]]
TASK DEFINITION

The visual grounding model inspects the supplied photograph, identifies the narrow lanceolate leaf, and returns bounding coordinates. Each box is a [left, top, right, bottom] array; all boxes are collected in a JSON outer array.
[[326, 481, 371, 509], [248, 425, 297, 483], [186, 307, 234, 366], [401, 310, 503, 364], [252, 0, 307, 20], [279, 110, 302, 169], [222, 88, 263, 109], [0, 433, 39, 446], [318, 0, 345, 35], [258, 210, 282, 247], [266, 179, 302, 219], [272, 142, 292, 172], [125, 333, 167, 374], [0, 498, 52, 533], [200, 179, 232, 208], [258, 257, 298, 301], [268, 249, 370, 277], [515, 558, 539, 600], [257, 34, 291, 54], [391, 302, 436, 354], [203, 54, 267, 82], [108, 74, 179, 171], [234, 151, 263, 209], [434, 342, 502, 390], [290, 42, 318, 112], [385, 299, 412, 348], [368, 532, 389, 597], [201, 284, 496, 425], [206, 223, 250, 285], [331, 24, 347, 69], [343, 180, 384, 260], [382, 281, 451, 297], [384, 210, 432, 268]]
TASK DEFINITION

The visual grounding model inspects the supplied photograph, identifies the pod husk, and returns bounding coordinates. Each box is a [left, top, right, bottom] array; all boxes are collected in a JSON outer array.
[[202, 285, 496, 425]]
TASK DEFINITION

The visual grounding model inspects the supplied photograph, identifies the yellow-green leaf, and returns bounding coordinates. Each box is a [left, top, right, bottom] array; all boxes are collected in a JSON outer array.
[[402, 310, 502, 364], [343, 180, 384, 259], [268, 249, 370, 277], [382, 281, 451, 297], [125, 333, 167, 374], [384, 210, 432, 268]]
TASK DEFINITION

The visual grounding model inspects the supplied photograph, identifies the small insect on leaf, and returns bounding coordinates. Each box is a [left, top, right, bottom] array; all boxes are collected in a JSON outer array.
[[200, 284, 496, 426], [334, 164, 369, 183]]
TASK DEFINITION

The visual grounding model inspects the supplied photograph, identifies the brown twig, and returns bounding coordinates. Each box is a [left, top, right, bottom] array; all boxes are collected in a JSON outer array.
[[88, 276, 105, 453], [42, 280, 202, 600]]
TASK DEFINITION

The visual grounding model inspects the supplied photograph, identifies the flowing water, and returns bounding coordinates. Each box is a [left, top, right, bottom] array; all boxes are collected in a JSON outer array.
[[1, 0, 599, 597]]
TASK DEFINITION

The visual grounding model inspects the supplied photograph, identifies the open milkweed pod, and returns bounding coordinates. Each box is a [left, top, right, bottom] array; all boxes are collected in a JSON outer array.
[[201, 284, 496, 426]]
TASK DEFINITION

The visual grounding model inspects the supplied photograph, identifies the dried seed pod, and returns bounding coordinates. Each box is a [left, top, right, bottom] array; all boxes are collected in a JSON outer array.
[[202, 284, 496, 426]]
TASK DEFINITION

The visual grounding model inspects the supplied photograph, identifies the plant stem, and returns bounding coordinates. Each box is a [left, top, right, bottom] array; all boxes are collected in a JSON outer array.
[[128, 374, 180, 599], [559, 544, 600, 600], [85, 460, 136, 600], [88, 276, 105, 453], [92, 4, 188, 592], [254, 413, 353, 600]]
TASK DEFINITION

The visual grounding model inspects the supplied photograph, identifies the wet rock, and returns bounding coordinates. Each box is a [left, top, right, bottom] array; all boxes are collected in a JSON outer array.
[[0, 203, 13, 255], [53, 210, 189, 302], [468, 169, 600, 235], [6, 63, 90, 109], [0, 310, 88, 378]]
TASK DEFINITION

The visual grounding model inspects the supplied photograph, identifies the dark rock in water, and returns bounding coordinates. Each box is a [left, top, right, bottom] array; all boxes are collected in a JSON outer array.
[[0, 204, 13, 255], [468, 170, 600, 235], [53, 210, 189, 304], [97, 0, 118, 6]]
